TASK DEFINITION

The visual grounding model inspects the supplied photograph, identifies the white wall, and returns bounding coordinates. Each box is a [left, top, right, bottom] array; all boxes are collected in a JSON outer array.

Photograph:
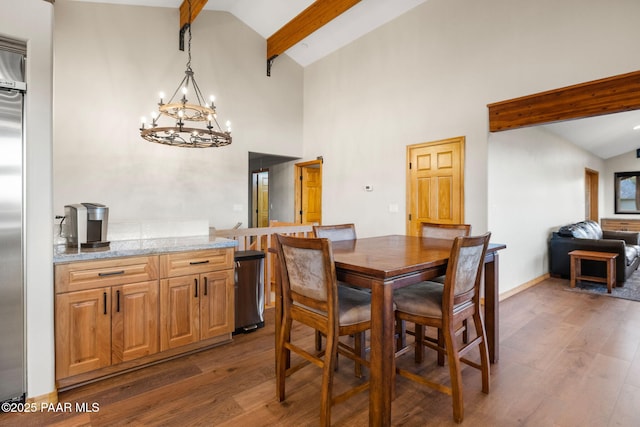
[[53, 1, 304, 231], [489, 127, 604, 290], [269, 160, 297, 223], [302, 0, 640, 292], [0, 0, 54, 400]]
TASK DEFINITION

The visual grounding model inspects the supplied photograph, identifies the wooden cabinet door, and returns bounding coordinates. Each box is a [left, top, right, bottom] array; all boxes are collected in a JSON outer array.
[[55, 288, 111, 379], [160, 275, 199, 350], [112, 281, 159, 363], [200, 270, 235, 340]]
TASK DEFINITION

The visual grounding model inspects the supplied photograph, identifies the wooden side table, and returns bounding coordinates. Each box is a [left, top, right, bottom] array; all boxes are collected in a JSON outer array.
[[568, 250, 618, 293]]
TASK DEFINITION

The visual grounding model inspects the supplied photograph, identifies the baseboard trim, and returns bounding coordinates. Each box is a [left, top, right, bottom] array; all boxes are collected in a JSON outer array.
[[499, 273, 550, 301], [26, 390, 58, 405]]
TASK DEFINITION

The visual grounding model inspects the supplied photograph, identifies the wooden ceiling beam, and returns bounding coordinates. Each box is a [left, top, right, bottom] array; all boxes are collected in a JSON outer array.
[[266, 0, 361, 75], [488, 70, 640, 132], [179, 0, 208, 50]]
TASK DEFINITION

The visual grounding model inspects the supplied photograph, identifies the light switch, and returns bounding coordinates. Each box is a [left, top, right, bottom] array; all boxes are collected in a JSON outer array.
[[389, 204, 399, 213], [233, 204, 243, 212]]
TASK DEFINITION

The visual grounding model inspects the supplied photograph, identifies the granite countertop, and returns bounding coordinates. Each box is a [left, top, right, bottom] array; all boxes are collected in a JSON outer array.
[[53, 235, 238, 263]]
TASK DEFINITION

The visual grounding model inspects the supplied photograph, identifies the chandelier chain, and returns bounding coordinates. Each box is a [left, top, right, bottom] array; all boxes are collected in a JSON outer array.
[[186, 0, 192, 70]]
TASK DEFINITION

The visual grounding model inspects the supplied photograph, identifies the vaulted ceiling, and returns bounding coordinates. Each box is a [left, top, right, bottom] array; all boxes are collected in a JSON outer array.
[[68, 1, 640, 158], [71, 0, 428, 67]]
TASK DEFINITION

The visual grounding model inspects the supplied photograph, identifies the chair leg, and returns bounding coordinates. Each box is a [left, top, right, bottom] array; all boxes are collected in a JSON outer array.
[[396, 319, 407, 351], [320, 332, 338, 427], [437, 329, 445, 366], [316, 330, 323, 351], [473, 313, 490, 394], [276, 317, 292, 402], [414, 324, 424, 363], [354, 331, 366, 378], [444, 322, 464, 423], [462, 319, 469, 344]]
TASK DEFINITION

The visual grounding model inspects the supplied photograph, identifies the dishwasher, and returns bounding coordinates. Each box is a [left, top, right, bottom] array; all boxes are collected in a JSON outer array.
[[234, 250, 265, 334]]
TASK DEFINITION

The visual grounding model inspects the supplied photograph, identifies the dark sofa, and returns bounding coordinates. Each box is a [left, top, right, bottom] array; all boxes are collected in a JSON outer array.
[[549, 220, 640, 284]]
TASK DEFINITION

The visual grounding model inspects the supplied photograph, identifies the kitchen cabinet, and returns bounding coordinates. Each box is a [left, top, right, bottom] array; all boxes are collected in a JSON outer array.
[[54, 256, 159, 380], [111, 280, 159, 364], [159, 249, 234, 350], [54, 245, 235, 388], [55, 287, 112, 378]]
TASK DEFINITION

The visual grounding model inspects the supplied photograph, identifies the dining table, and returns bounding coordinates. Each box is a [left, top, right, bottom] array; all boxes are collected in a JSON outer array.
[[329, 235, 506, 426], [272, 234, 506, 427]]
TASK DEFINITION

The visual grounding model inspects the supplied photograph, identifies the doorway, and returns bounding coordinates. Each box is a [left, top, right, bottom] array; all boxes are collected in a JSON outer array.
[[294, 159, 323, 224], [252, 170, 270, 227], [248, 152, 299, 228], [585, 168, 599, 222], [406, 137, 465, 236]]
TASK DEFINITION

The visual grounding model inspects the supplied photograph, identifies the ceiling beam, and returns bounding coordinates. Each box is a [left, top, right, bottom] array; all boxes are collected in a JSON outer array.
[[179, 0, 208, 50], [266, 0, 361, 75], [488, 70, 640, 132]]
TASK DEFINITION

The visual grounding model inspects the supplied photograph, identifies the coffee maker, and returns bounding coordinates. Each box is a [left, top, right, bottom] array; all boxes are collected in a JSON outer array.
[[64, 203, 110, 248]]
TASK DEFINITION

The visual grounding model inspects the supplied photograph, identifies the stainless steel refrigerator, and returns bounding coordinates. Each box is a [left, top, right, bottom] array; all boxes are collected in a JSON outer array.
[[0, 43, 26, 404]]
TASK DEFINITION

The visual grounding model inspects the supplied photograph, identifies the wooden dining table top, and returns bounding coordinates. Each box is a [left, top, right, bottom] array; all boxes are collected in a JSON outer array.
[[330, 234, 505, 280]]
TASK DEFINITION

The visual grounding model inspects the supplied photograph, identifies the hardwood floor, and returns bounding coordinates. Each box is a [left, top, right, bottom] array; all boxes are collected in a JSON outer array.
[[4, 276, 640, 426]]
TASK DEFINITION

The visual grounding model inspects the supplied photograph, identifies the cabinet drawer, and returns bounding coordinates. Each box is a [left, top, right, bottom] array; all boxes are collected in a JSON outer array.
[[160, 248, 234, 278], [55, 256, 159, 294]]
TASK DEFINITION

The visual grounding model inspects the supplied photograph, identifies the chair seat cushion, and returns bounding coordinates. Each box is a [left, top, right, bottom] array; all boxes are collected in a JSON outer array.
[[337, 284, 372, 326], [394, 281, 443, 318]]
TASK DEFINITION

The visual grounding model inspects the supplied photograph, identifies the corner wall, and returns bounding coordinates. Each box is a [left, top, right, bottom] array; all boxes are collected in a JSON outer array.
[[0, 0, 54, 400], [53, 0, 304, 230]]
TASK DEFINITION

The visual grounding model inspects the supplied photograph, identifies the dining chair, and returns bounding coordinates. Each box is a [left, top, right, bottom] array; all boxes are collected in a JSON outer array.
[[274, 234, 371, 427], [313, 223, 357, 241], [397, 222, 473, 360], [420, 222, 471, 240], [312, 223, 359, 354], [394, 233, 491, 423]]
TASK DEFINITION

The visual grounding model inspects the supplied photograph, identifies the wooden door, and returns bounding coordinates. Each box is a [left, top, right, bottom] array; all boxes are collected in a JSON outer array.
[[112, 281, 159, 363], [295, 160, 322, 224], [199, 270, 235, 340], [55, 288, 111, 379], [160, 275, 199, 350], [406, 137, 465, 236], [585, 168, 599, 221], [254, 171, 270, 227]]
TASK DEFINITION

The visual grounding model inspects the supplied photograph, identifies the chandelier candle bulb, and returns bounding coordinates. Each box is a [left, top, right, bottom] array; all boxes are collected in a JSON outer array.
[[159, 92, 165, 105]]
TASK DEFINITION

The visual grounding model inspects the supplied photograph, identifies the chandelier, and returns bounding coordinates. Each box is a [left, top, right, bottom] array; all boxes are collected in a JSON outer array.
[[139, 0, 232, 148]]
